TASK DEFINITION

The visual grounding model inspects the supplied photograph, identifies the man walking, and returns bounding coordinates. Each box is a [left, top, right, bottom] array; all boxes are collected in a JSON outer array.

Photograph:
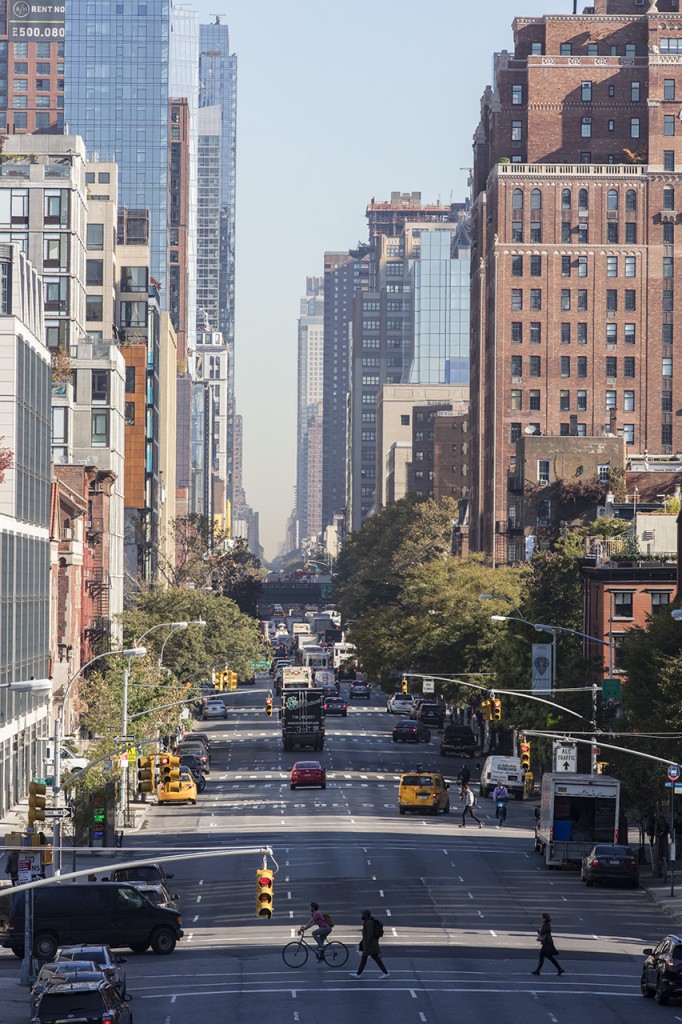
[[348, 909, 389, 978], [459, 783, 483, 828]]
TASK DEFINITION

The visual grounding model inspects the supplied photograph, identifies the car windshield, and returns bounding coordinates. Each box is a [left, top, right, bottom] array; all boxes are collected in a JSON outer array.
[[38, 992, 103, 1014], [402, 775, 432, 786]]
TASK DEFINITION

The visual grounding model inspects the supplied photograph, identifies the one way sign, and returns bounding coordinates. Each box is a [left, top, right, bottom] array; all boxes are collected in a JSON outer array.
[[553, 740, 578, 773]]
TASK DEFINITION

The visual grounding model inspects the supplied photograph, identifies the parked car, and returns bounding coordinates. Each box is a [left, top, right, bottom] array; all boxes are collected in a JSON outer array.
[[417, 703, 446, 729], [349, 680, 371, 700], [31, 979, 132, 1024], [641, 935, 682, 1004], [290, 761, 326, 790], [55, 944, 127, 994], [392, 720, 431, 744], [323, 696, 348, 717], [129, 883, 178, 910], [202, 698, 228, 720], [440, 725, 477, 758], [580, 844, 639, 887], [386, 694, 414, 715]]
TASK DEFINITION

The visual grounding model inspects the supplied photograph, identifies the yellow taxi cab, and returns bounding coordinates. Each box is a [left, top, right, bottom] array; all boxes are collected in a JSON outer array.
[[157, 766, 198, 806], [398, 767, 450, 816]]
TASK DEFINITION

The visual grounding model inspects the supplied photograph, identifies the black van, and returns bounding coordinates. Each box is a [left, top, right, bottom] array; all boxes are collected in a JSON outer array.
[[0, 882, 183, 960]]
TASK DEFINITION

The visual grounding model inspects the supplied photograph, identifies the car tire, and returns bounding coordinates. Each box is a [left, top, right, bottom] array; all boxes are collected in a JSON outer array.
[[291, 784, 296, 790], [129, 941, 150, 953], [392, 737, 398, 742], [191, 799, 197, 805], [655, 978, 670, 1005], [34, 932, 58, 960], [151, 927, 177, 954], [399, 807, 406, 815], [321, 783, 326, 790], [641, 972, 654, 998]]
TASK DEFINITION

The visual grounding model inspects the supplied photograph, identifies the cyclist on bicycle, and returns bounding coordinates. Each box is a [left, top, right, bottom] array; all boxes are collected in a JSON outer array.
[[493, 781, 509, 827], [299, 902, 332, 960]]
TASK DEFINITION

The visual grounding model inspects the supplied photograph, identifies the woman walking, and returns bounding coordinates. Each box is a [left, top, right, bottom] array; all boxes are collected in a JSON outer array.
[[531, 913, 564, 976]]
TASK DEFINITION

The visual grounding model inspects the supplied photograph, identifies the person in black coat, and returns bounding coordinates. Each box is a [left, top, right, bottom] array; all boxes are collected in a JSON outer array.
[[531, 913, 564, 976]]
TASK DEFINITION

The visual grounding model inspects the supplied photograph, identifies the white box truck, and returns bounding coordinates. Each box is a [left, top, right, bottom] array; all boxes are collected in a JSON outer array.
[[533, 772, 622, 868]]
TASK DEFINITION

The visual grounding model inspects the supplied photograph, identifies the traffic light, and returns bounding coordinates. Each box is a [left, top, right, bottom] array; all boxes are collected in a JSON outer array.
[[480, 699, 492, 721], [493, 699, 502, 721], [228, 670, 238, 690], [222, 669, 231, 689], [401, 677, 409, 695], [255, 867, 274, 918], [160, 755, 181, 790], [519, 738, 531, 772], [137, 756, 155, 793], [265, 696, 273, 717], [28, 781, 46, 825]]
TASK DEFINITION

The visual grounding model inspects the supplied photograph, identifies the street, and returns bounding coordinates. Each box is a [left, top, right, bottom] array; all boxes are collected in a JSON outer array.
[[0, 677, 672, 1023]]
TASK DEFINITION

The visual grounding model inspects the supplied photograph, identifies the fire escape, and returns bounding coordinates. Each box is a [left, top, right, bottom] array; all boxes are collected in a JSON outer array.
[[83, 508, 111, 654]]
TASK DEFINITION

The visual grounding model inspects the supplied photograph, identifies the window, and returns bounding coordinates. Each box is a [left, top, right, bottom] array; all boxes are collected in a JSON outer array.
[[607, 189, 619, 212], [512, 84, 523, 105], [511, 121, 523, 141], [530, 355, 541, 377], [512, 220, 523, 242], [625, 290, 636, 311], [663, 323, 674, 345], [91, 370, 109, 405], [581, 81, 592, 102], [607, 222, 619, 244], [613, 592, 633, 619], [511, 289, 523, 310], [625, 222, 637, 243], [606, 390, 617, 411], [561, 222, 572, 243], [608, 119, 615, 133], [623, 390, 635, 412], [664, 256, 674, 278], [630, 118, 640, 138], [528, 390, 541, 412], [561, 356, 571, 378], [86, 295, 102, 321], [663, 391, 673, 411], [577, 390, 587, 411], [625, 43, 636, 58], [561, 256, 571, 277], [663, 423, 673, 446], [87, 223, 104, 250], [510, 422, 522, 442], [530, 255, 542, 276], [531, 222, 542, 243], [530, 289, 542, 310], [663, 290, 674, 312], [124, 402, 135, 426], [537, 459, 550, 485], [661, 38, 682, 54], [606, 323, 617, 345], [665, 114, 676, 137], [559, 423, 570, 437], [606, 289, 617, 311], [512, 255, 523, 277], [578, 288, 588, 309], [652, 592, 671, 615], [588, 43, 598, 57], [510, 389, 522, 411], [578, 189, 588, 211], [631, 81, 640, 102], [663, 356, 673, 377], [511, 355, 522, 378], [578, 224, 589, 243], [664, 186, 675, 210], [578, 257, 588, 279], [607, 255, 618, 277], [561, 189, 571, 211], [580, 151, 591, 164], [91, 410, 109, 447], [560, 43, 572, 56], [531, 42, 542, 56], [512, 188, 524, 210], [578, 356, 587, 378], [560, 390, 570, 411], [561, 289, 571, 311], [665, 149, 676, 172], [623, 424, 635, 445], [664, 222, 674, 244], [561, 323, 571, 344], [121, 266, 148, 292], [86, 259, 103, 286], [400, 415, 410, 426], [624, 323, 635, 345], [581, 117, 592, 138], [119, 301, 146, 327], [511, 322, 523, 344], [606, 356, 617, 378], [578, 323, 587, 345], [531, 188, 542, 210], [625, 256, 636, 277], [125, 366, 136, 393], [530, 322, 541, 344]]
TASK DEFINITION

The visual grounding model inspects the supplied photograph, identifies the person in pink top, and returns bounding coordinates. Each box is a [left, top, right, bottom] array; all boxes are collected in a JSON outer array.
[[299, 902, 332, 959]]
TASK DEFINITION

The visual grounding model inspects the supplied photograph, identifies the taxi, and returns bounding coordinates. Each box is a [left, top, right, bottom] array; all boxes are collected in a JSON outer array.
[[157, 767, 198, 805], [398, 767, 450, 816]]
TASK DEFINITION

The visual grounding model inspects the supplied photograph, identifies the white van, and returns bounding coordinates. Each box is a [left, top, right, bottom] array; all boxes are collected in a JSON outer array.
[[479, 755, 526, 800]]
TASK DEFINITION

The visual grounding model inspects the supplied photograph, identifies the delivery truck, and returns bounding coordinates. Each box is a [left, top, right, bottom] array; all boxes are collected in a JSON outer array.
[[281, 687, 325, 751], [533, 772, 622, 868]]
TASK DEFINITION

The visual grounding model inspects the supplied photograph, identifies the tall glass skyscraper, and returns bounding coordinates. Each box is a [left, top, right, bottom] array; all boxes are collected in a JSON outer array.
[[64, 0, 171, 297]]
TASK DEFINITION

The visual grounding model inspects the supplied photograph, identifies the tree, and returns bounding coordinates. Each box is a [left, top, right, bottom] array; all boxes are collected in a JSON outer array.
[[0, 438, 12, 484]]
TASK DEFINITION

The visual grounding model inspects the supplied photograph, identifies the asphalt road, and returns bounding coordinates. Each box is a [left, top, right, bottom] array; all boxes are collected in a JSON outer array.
[[0, 676, 673, 1023]]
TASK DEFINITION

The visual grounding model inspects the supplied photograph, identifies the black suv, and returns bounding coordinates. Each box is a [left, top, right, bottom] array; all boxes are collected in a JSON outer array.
[[642, 935, 682, 1004], [417, 703, 445, 729], [31, 979, 132, 1023], [440, 725, 477, 758]]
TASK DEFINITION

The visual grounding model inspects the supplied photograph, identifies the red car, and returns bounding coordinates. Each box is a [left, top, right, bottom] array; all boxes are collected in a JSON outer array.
[[290, 761, 326, 790]]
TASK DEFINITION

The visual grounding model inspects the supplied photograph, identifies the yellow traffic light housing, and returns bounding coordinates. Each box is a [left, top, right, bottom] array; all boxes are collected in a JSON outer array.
[[256, 867, 274, 918], [228, 670, 238, 690], [480, 699, 491, 720], [28, 781, 47, 825], [265, 696, 273, 717], [160, 755, 181, 787], [519, 739, 531, 772], [493, 699, 502, 721], [401, 677, 408, 695], [137, 755, 155, 793]]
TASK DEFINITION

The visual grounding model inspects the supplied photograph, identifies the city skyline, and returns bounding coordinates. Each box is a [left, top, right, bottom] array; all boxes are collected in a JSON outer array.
[[193, 0, 569, 558]]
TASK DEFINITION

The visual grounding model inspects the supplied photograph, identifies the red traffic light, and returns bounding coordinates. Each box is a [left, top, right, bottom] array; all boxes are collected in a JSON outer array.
[[258, 875, 272, 887]]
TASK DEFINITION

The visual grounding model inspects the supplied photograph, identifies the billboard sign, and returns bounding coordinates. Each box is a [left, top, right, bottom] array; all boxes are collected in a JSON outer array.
[[10, 3, 65, 41]]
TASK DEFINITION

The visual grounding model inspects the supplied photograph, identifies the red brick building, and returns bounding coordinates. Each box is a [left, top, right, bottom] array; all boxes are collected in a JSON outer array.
[[471, 0, 682, 563]]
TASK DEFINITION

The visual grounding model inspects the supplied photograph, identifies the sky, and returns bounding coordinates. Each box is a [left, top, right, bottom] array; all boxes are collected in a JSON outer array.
[[192, 0, 571, 560]]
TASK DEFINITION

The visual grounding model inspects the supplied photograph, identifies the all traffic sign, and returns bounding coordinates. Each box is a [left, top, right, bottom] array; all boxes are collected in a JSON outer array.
[[42, 807, 72, 818], [668, 764, 681, 783]]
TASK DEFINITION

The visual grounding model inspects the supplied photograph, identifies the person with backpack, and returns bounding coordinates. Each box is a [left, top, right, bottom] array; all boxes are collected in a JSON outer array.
[[299, 901, 333, 960], [348, 909, 389, 978], [459, 782, 483, 828]]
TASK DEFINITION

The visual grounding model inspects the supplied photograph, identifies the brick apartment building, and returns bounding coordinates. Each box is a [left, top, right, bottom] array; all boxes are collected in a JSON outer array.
[[470, 0, 682, 563]]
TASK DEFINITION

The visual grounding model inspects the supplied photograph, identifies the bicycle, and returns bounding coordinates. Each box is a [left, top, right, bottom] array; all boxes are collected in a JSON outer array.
[[282, 931, 349, 968]]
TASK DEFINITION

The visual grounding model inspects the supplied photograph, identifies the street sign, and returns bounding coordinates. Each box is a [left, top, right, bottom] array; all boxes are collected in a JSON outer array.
[[422, 677, 435, 694], [665, 782, 682, 793], [17, 853, 40, 884], [553, 740, 578, 773], [602, 677, 622, 700], [668, 764, 681, 782], [42, 807, 72, 818]]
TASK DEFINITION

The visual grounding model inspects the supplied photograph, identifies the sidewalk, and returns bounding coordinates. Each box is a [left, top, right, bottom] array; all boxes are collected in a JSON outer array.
[[640, 868, 682, 929]]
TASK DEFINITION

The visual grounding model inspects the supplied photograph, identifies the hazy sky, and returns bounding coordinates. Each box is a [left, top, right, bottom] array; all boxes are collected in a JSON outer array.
[[192, 0, 570, 559]]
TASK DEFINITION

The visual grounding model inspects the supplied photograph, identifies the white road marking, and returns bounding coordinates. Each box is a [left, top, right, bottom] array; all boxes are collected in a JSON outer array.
[[391, 927, 398, 936], [410, 989, 417, 999], [489, 930, 497, 937], [196, 895, 202, 903], [193, 915, 199, 922], [386, 909, 392, 917], [379, 889, 384, 897], [419, 1014, 427, 1022], [199, 880, 204, 886], [287, 891, 292, 900]]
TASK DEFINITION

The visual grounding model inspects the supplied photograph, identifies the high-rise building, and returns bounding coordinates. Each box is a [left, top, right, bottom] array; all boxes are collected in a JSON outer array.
[[470, 0, 682, 562], [296, 276, 324, 543]]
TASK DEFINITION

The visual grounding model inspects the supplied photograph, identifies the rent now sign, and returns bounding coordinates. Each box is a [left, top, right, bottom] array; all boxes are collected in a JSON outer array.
[[10, 3, 65, 40]]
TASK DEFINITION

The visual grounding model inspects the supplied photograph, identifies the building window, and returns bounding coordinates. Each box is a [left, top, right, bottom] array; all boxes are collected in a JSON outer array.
[[606, 356, 617, 378], [624, 356, 635, 377], [623, 424, 635, 445], [606, 390, 616, 411], [560, 390, 570, 412], [664, 222, 674, 244], [87, 223, 104, 250], [119, 300, 146, 327], [663, 290, 674, 312], [663, 423, 673, 446], [664, 255, 674, 279], [581, 81, 592, 102], [625, 256, 636, 277], [623, 290, 635, 311], [624, 323, 635, 345], [561, 222, 572, 243], [625, 222, 637, 243], [86, 295, 103, 321], [577, 323, 587, 345], [510, 422, 522, 442], [530, 289, 541, 310], [652, 592, 671, 615], [578, 224, 589, 243], [531, 188, 542, 210], [577, 390, 587, 411], [512, 221, 523, 242], [578, 188, 588, 211], [663, 391, 673, 412], [578, 291, 588, 312], [510, 389, 522, 411], [561, 289, 571, 311], [561, 256, 571, 277], [511, 355, 522, 377], [664, 114, 676, 136], [580, 151, 591, 164], [537, 460, 550, 485], [512, 188, 524, 210], [560, 43, 572, 56], [607, 255, 618, 277], [663, 356, 673, 377], [91, 410, 109, 447], [606, 323, 617, 345], [561, 356, 570, 378], [561, 323, 571, 344], [664, 186, 675, 210], [625, 43, 636, 57], [663, 323, 674, 346], [578, 257, 588, 279], [631, 81, 640, 102], [577, 356, 587, 378], [91, 370, 109, 405], [607, 119, 615, 133], [623, 390, 635, 412], [613, 592, 633, 619], [511, 289, 523, 310], [607, 222, 619, 244], [588, 43, 598, 57], [511, 322, 523, 344], [664, 150, 676, 171], [124, 402, 135, 426], [630, 118, 640, 138], [511, 255, 523, 277], [512, 84, 523, 105], [606, 289, 617, 311], [511, 121, 523, 141], [125, 366, 136, 393], [529, 390, 541, 411], [530, 255, 542, 276], [530, 222, 542, 243], [530, 355, 541, 377], [86, 259, 103, 287], [121, 266, 148, 292], [581, 117, 592, 138], [401, 415, 410, 426], [531, 42, 542, 55], [561, 189, 571, 210]]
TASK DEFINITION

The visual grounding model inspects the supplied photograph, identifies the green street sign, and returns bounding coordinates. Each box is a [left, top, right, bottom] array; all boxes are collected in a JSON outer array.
[[602, 677, 622, 700]]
